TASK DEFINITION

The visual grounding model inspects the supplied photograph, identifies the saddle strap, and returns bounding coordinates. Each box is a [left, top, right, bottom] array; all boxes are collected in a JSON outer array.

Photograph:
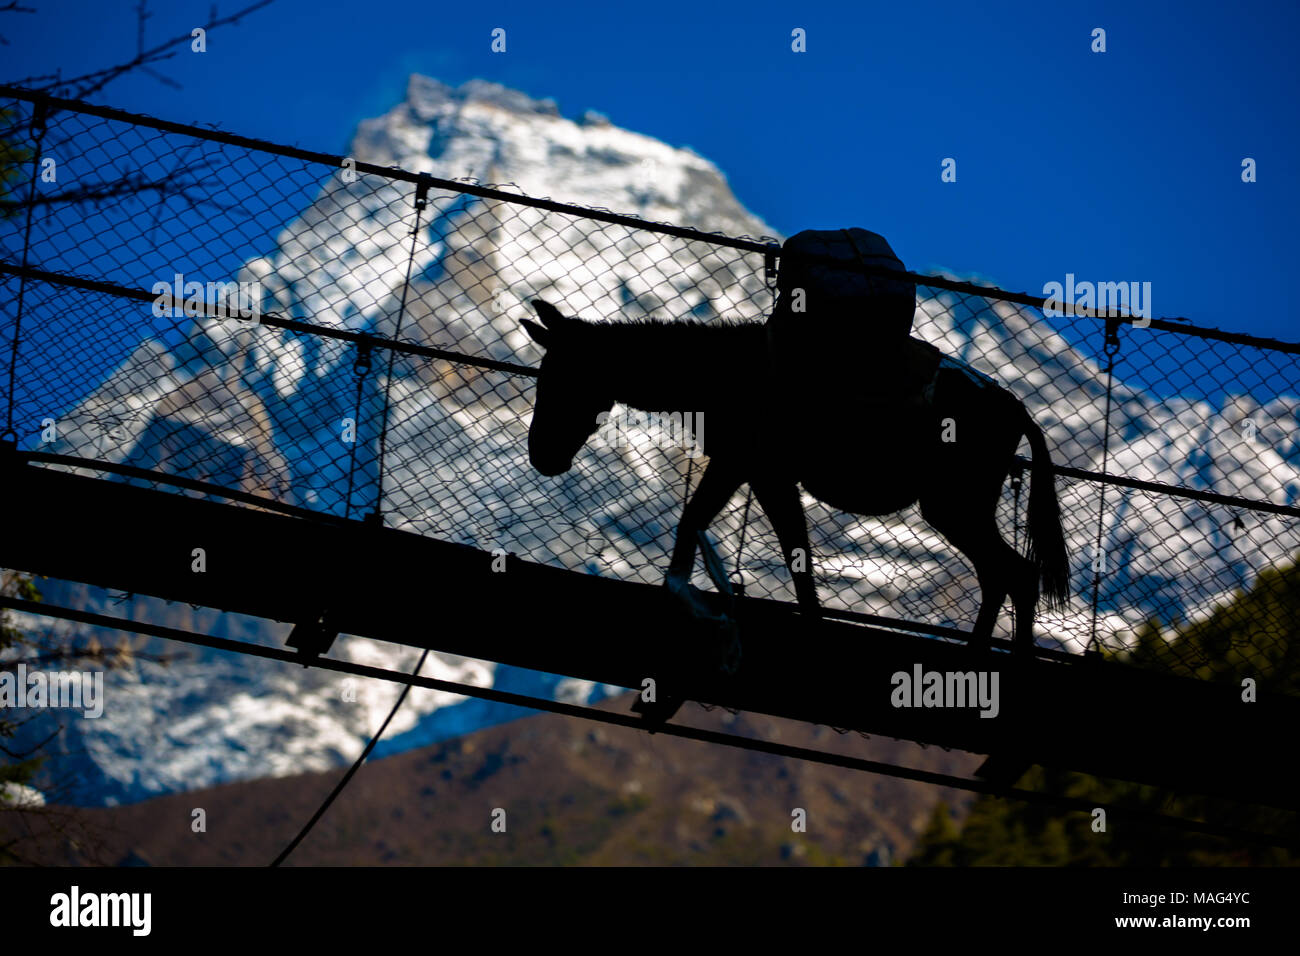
[[921, 355, 1002, 406]]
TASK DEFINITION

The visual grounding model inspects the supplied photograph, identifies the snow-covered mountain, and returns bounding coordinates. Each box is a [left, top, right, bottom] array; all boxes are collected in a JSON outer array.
[[11, 75, 1298, 806]]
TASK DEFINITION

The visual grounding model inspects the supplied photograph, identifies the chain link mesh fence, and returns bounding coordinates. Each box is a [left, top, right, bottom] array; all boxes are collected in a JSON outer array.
[[2, 88, 1296, 692]]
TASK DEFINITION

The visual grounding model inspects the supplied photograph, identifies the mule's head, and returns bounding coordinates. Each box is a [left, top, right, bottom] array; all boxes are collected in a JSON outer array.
[[522, 300, 612, 476]]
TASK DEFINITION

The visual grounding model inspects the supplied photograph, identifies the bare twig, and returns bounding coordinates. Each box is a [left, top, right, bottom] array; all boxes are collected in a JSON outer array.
[[0, 724, 61, 759], [0, 159, 237, 220], [43, 0, 275, 99], [0, 0, 37, 46]]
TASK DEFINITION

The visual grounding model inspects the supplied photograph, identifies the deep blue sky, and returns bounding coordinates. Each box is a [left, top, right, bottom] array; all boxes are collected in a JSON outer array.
[[3, 0, 1298, 341]]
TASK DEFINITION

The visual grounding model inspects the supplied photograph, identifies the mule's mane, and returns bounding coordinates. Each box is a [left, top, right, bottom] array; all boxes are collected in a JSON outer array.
[[579, 315, 762, 333], [562, 316, 767, 408], [570, 316, 765, 355]]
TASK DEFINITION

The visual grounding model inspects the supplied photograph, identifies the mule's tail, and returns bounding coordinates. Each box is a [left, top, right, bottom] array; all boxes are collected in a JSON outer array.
[[1022, 409, 1070, 611]]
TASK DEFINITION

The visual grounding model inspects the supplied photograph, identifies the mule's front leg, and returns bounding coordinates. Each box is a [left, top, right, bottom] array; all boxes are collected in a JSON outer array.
[[751, 478, 821, 619], [665, 461, 742, 621]]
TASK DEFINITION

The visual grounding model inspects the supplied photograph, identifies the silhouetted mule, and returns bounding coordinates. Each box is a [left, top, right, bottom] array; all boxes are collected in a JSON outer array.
[[521, 299, 1068, 653]]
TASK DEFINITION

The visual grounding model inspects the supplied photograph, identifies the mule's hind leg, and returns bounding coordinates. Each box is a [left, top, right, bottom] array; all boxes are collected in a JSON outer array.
[[1005, 543, 1039, 652], [922, 497, 1041, 652], [920, 499, 1011, 650], [970, 533, 1039, 652]]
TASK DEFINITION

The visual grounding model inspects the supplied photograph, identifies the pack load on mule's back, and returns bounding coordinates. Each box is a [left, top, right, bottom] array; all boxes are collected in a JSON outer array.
[[766, 228, 925, 403], [769, 227, 916, 341]]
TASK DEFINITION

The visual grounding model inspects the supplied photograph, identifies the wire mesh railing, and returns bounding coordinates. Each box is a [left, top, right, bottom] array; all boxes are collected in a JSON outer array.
[[1, 86, 1296, 693]]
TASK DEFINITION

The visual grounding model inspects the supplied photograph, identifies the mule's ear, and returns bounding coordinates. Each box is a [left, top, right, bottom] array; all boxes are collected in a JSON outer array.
[[522, 319, 550, 348], [531, 299, 568, 328]]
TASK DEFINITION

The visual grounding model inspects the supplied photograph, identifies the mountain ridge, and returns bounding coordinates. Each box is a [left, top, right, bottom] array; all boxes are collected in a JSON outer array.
[[0, 691, 982, 866]]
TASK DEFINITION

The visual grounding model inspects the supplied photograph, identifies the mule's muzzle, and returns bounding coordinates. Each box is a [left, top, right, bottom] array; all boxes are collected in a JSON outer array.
[[529, 449, 573, 477]]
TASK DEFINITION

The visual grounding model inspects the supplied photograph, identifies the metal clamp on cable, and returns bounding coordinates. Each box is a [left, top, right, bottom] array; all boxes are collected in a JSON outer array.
[[1104, 315, 1122, 356], [728, 570, 746, 599], [353, 339, 373, 377], [763, 245, 779, 291], [287, 609, 339, 660]]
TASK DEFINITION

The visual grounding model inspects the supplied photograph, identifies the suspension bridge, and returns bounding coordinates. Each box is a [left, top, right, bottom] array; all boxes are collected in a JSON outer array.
[[2, 86, 1298, 849]]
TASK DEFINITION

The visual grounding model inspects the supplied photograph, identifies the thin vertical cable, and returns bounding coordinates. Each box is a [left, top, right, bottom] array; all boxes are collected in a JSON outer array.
[[370, 177, 429, 524], [343, 341, 371, 520], [3, 101, 47, 444], [1088, 321, 1122, 652]]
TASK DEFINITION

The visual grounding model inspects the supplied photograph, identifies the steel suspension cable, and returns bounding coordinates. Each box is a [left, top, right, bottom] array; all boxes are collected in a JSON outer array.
[[269, 647, 429, 867], [369, 177, 429, 523], [4, 594, 1293, 853], [342, 342, 371, 520], [1087, 324, 1122, 653], [2, 101, 46, 444]]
